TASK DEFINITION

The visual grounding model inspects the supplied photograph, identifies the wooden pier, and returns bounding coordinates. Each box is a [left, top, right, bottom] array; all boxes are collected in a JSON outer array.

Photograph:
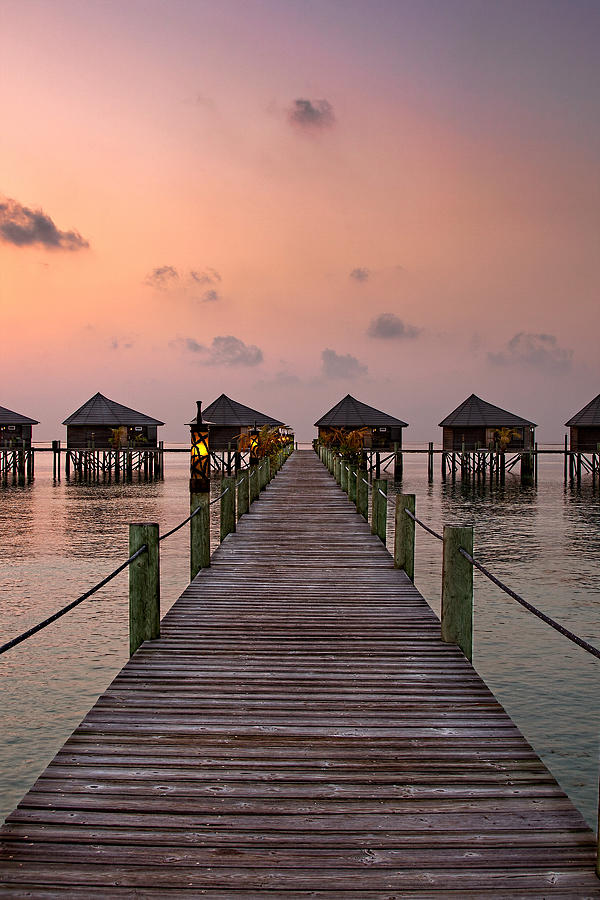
[[1, 450, 598, 896]]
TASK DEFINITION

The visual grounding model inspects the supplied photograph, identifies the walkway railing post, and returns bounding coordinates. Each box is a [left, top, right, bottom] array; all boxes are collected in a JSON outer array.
[[334, 454, 341, 484], [220, 477, 236, 541], [190, 490, 210, 577], [348, 464, 357, 504], [237, 469, 249, 519], [129, 522, 160, 656], [340, 460, 348, 492], [357, 468, 368, 520], [394, 494, 415, 580], [372, 478, 387, 543], [249, 465, 259, 503], [441, 524, 473, 662]]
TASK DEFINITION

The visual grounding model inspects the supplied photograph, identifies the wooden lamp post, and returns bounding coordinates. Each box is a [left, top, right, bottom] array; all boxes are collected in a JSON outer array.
[[190, 401, 211, 578]]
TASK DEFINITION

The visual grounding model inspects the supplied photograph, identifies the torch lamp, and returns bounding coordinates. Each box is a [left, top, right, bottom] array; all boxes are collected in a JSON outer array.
[[249, 428, 259, 465], [190, 401, 210, 493]]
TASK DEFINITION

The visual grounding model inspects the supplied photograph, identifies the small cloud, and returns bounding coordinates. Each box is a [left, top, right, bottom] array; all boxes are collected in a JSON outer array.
[[144, 265, 179, 289], [488, 332, 573, 374], [367, 313, 420, 340], [0, 197, 89, 251], [189, 268, 221, 286], [183, 335, 263, 367], [288, 98, 335, 130], [350, 267, 370, 282], [321, 348, 367, 379], [201, 289, 220, 303], [110, 337, 135, 351]]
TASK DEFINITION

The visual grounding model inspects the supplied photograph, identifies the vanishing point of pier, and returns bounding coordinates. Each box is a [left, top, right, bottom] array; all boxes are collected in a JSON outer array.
[[0, 451, 598, 896]]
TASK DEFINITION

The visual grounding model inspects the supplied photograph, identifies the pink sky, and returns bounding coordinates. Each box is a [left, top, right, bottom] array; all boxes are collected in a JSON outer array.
[[1, 0, 598, 441]]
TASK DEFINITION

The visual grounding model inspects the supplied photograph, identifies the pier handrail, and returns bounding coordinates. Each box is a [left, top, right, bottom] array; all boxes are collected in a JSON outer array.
[[405, 507, 600, 661], [0, 545, 148, 656], [0, 484, 234, 656]]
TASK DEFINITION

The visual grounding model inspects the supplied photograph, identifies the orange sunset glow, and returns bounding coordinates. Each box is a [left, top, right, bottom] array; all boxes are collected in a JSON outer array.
[[1, 0, 598, 441]]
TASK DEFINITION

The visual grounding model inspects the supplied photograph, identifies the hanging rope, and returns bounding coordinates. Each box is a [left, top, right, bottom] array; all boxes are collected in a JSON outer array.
[[0, 546, 147, 656]]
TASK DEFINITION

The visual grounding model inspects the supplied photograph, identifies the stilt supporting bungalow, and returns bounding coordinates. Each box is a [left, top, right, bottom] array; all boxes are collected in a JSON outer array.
[[62, 392, 164, 482], [439, 393, 536, 484], [0, 405, 38, 484], [314, 394, 408, 480], [198, 394, 290, 473], [565, 392, 600, 483]]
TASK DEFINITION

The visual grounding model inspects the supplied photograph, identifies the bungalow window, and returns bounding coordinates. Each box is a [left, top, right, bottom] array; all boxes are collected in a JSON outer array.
[[8, 426, 15, 431], [135, 426, 143, 431]]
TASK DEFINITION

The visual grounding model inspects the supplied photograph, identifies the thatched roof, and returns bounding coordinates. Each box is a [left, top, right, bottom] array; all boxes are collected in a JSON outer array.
[[565, 393, 600, 427], [439, 394, 536, 428], [63, 392, 164, 426], [0, 405, 39, 425], [315, 394, 408, 428], [194, 394, 285, 428]]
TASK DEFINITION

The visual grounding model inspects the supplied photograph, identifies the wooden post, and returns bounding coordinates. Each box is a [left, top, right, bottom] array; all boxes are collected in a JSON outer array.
[[237, 469, 249, 519], [394, 494, 415, 581], [340, 459, 348, 492], [371, 478, 387, 543], [356, 467, 369, 520], [348, 464, 357, 504], [249, 464, 259, 503], [334, 455, 341, 484], [375, 452, 380, 479], [129, 522, 160, 656], [441, 451, 447, 481], [441, 524, 473, 662], [428, 442, 434, 482], [190, 491, 210, 578], [564, 434, 568, 482], [220, 476, 236, 541]]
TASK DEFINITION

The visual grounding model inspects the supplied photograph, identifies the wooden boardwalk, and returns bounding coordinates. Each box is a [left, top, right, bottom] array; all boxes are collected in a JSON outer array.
[[1, 450, 598, 897]]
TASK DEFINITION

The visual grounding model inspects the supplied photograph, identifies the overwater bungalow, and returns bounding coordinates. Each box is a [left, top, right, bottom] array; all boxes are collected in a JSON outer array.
[[0, 405, 39, 448], [200, 394, 286, 450], [565, 392, 600, 452], [314, 394, 408, 450], [63, 392, 164, 449], [439, 393, 536, 451]]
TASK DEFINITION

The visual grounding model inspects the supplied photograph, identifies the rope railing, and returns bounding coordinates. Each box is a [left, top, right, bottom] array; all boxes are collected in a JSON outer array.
[[459, 547, 600, 661], [0, 545, 148, 656], [1, 445, 294, 656], [405, 508, 443, 542]]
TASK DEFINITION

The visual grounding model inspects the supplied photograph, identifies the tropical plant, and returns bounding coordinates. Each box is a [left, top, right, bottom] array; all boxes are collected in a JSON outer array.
[[494, 427, 521, 451], [239, 426, 284, 461], [109, 426, 127, 449], [320, 427, 369, 463]]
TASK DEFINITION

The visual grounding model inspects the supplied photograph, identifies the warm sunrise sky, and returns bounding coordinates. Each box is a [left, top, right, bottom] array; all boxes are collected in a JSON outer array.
[[1, 0, 598, 441]]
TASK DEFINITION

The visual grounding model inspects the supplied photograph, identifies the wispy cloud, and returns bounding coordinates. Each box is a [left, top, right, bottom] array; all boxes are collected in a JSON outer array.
[[182, 335, 263, 367], [350, 267, 370, 282], [144, 265, 179, 289], [488, 332, 573, 374], [145, 265, 222, 301], [321, 348, 367, 379], [288, 98, 335, 131], [0, 197, 89, 251], [367, 313, 420, 340]]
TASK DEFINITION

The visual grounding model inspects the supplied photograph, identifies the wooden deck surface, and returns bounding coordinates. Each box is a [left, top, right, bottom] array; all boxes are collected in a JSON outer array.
[[1, 450, 598, 897]]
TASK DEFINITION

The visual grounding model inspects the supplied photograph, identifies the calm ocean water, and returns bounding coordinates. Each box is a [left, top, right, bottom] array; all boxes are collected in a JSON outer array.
[[0, 446, 598, 828]]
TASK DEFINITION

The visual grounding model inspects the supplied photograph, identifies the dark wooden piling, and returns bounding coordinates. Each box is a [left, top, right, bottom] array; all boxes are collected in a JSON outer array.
[[441, 524, 473, 662], [237, 469, 249, 519], [220, 476, 236, 541], [190, 491, 210, 578], [371, 477, 387, 543], [394, 493, 415, 581], [128, 522, 160, 656]]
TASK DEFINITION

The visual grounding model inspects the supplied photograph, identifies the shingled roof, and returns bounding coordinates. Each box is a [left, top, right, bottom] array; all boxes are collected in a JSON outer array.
[[197, 394, 285, 428], [63, 393, 164, 426], [315, 395, 408, 428], [565, 392, 600, 427], [439, 394, 536, 428], [0, 405, 39, 425]]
